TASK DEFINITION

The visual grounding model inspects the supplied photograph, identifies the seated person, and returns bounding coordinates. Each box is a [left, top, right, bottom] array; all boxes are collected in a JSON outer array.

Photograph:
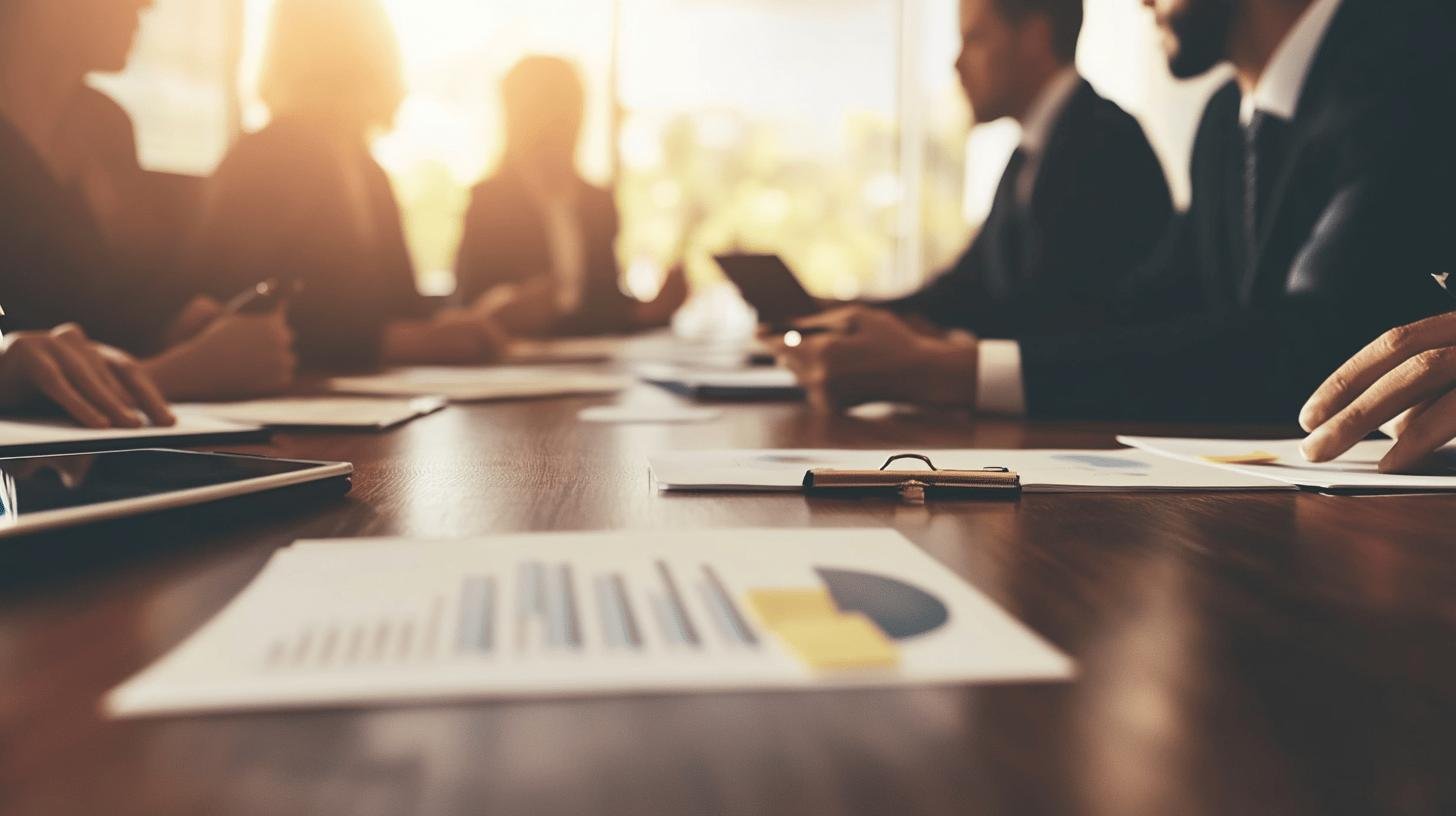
[[454, 56, 686, 338], [1301, 304, 1456, 473], [0, 0, 295, 404], [190, 0, 506, 371], [779, 0, 1453, 421], [877, 0, 1172, 339]]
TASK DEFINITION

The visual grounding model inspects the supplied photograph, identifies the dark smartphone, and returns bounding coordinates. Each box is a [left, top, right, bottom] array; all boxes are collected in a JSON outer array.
[[714, 254, 822, 324]]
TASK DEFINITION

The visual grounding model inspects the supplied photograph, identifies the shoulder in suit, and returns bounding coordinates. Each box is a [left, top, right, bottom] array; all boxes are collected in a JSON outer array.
[[1018, 0, 1454, 422], [885, 79, 1173, 338]]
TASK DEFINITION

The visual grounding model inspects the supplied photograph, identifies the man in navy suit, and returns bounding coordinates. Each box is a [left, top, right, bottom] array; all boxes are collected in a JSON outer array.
[[778, 0, 1172, 412]]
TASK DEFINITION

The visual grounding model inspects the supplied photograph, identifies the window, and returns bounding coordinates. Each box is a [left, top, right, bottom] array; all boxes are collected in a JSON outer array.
[[99, 0, 1219, 307]]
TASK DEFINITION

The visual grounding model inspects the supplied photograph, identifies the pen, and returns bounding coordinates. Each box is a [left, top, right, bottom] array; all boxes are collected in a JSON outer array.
[[224, 278, 302, 315]]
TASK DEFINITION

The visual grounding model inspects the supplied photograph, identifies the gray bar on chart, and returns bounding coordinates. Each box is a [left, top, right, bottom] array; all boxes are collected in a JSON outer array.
[[702, 564, 759, 646], [516, 561, 545, 651], [595, 575, 626, 648], [559, 565, 581, 649], [475, 578, 496, 654], [545, 564, 566, 649], [458, 577, 485, 653], [652, 595, 686, 647], [655, 560, 701, 646], [611, 573, 643, 649]]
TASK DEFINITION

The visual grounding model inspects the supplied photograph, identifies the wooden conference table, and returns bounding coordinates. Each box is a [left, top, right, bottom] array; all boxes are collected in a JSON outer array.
[[2, 391, 1455, 816]]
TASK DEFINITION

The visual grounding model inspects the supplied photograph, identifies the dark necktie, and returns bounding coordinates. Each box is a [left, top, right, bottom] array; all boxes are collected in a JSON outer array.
[[984, 147, 1030, 297], [1243, 111, 1288, 275], [1000, 147, 1030, 211]]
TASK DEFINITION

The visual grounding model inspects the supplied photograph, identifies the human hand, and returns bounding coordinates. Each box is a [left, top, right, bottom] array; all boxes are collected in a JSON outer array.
[[0, 324, 174, 428], [161, 296, 225, 347], [1300, 311, 1456, 472], [773, 306, 979, 412], [475, 278, 561, 337], [382, 310, 508, 366], [145, 310, 297, 401]]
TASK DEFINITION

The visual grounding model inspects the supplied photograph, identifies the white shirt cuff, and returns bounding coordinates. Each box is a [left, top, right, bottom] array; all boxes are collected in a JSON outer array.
[[976, 339, 1026, 416]]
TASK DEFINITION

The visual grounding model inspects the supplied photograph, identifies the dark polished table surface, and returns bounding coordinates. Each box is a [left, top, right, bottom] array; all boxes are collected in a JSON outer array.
[[2, 392, 1454, 816]]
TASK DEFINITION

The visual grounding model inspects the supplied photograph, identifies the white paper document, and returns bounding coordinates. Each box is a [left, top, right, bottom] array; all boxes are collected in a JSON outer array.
[[105, 528, 1073, 717], [506, 333, 764, 368], [326, 366, 628, 403], [1118, 436, 1456, 491], [649, 448, 1292, 492], [578, 404, 723, 424], [505, 336, 627, 365], [0, 411, 261, 452], [637, 363, 802, 399], [179, 396, 446, 431]]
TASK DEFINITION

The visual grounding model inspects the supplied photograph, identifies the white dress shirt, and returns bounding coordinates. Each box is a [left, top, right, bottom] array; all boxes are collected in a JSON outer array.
[[1014, 68, 1083, 208], [1240, 0, 1344, 126], [977, 0, 1344, 417]]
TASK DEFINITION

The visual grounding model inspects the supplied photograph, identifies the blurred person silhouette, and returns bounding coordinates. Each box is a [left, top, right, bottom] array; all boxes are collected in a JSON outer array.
[[454, 56, 687, 338], [0, 0, 293, 414], [191, 0, 507, 370], [778, 0, 1454, 421]]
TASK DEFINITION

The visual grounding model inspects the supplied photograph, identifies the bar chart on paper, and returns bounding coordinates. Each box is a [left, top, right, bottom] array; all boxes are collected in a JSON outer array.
[[106, 530, 1075, 717]]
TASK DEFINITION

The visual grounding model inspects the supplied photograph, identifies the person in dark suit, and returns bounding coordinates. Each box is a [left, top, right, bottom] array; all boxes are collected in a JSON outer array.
[[776, 0, 1173, 412], [0, 0, 294, 413], [191, 0, 507, 371], [882, 0, 1172, 340], [781, 0, 1453, 421], [454, 56, 686, 338]]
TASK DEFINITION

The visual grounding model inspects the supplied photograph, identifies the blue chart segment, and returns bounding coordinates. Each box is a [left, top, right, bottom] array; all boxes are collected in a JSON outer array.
[[1050, 453, 1151, 472], [815, 568, 950, 640]]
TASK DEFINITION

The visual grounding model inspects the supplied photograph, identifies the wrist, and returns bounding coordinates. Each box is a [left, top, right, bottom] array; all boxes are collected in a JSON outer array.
[[140, 348, 188, 400], [382, 321, 429, 364], [908, 333, 979, 408]]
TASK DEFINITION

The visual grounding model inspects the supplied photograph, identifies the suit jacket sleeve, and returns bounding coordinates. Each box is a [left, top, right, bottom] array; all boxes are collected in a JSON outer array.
[[880, 98, 1174, 338]]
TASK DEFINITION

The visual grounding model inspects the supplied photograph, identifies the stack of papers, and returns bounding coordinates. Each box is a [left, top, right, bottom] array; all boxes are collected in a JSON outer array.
[[180, 396, 446, 431], [1119, 436, 1456, 492], [0, 412, 264, 455], [649, 448, 1293, 492], [327, 366, 628, 403], [505, 333, 768, 368], [637, 363, 803, 401], [104, 528, 1073, 717]]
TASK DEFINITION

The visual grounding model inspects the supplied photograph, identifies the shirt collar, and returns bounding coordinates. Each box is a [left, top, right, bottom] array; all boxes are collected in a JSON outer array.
[[1018, 68, 1082, 157], [1240, 0, 1344, 126]]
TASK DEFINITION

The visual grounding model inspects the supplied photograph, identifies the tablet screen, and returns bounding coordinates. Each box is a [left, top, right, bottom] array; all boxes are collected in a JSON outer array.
[[0, 450, 327, 520]]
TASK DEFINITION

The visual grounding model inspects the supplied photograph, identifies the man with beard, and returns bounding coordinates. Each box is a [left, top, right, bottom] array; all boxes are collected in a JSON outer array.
[[778, 0, 1455, 422]]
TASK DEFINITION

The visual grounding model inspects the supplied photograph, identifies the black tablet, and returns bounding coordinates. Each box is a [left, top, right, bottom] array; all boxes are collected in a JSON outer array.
[[0, 449, 352, 539], [714, 253, 822, 324]]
